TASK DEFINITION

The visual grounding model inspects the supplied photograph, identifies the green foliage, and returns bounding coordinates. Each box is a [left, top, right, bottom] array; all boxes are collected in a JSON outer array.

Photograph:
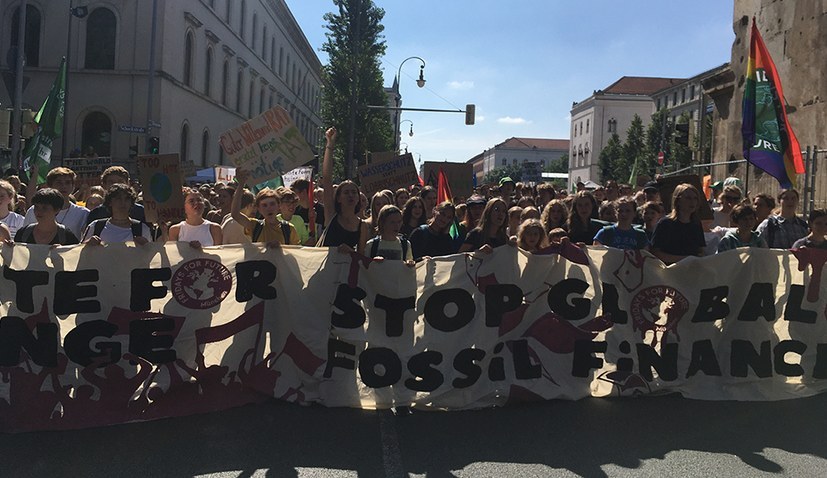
[[598, 133, 623, 182], [321, 0, 394, 181], [645, 108, 671, 177], [483, 164, 523, 185], [622, 114, 646, 184], [669, 112, 693, 171], [545, 153, 569, 174]]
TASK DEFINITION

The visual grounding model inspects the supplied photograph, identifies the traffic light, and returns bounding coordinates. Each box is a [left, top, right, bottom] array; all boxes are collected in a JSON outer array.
[[465, 104, 475, 125], [675, 123, 689, 146], [148, 136, 160, 154]]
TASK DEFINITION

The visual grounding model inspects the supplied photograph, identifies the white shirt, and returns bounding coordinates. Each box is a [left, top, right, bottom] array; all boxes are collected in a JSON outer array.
[[81, 220, 153, 243], [24, 202, 89, 238], [221, 215, 251, 245], [0, 211, 25, 237], [177, 221, 219, 246]]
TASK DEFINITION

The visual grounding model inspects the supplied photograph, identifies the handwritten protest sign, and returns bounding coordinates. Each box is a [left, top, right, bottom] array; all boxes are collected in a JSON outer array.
[[358, 153, 418, 197], [63, 156, 112, 186], [137, 153, 185, 223], [215, 166, 236, 183], [424, 161, 474, 198], [282, 166, 313, 187], [219, 106, 313, 185]]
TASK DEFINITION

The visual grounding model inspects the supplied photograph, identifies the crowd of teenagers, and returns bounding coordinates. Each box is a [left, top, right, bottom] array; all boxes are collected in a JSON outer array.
[[1, 126, 824, 266]]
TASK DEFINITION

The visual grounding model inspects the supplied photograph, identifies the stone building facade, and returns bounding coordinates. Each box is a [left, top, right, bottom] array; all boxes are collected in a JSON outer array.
[[0, 0, 323, 170], [704, 0, 826, 207]]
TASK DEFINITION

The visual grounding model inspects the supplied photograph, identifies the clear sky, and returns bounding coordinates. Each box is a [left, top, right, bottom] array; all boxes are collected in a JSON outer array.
[[285, 1, 735, 166]]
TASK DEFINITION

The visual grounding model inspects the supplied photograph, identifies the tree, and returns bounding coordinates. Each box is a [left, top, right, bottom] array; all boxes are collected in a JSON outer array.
[[545, 153, 569, 174], [598, 133, 623, 182], [645, 108, 670, 177], [321, 0, 394, 181], [669, 112, 693, 172], [483, 164, 522, 185], [622, 114, 646, 184]]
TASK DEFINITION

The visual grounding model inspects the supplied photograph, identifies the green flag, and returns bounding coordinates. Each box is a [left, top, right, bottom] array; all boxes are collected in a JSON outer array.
[[22, 57, 67, 185], [251, 175, 283, 194]]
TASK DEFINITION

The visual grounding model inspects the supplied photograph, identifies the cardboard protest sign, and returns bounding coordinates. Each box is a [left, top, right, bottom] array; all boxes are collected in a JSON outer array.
[[137, 153, 185, 223], [63, 156, 112, 186], [424, 161, 474, 199], [219, 106, 313, 185], [358, 153, 418, 197]]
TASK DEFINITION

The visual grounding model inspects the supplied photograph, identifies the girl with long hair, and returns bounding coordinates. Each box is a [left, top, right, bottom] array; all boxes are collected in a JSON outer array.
[[651, 183, 706, 264], [400, 196, 426, 237], [566, 191, 602, 245], [459, 198, 509, 253], [320, 128, 369, 254]]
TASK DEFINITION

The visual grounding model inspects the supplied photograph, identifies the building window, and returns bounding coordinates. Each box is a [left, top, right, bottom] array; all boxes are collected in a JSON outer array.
[[225, 0, 232, 23], [259, 88, 265, 114], [269, 93, 274, 109], [180, 123, 190, 163], [252, 14, 258, 52], [681, 88, 686, 103], [501, 159, 506, 167], [579, 122, 582, 135], [81, 112, 112, 157], [236, 70, 243, 112], [183, 31, 194, 87], [657, 98, 661, 110], [201, 129, 210, 166], [85, 8, 117, 69], [248, 80, 254, 117], [11, 5, 41, 67], [279, 48, 284, 76], [270, 38, 276, 71], [222, 60, 229, 105], [262, 26, 267, 57], [512, 159, 517, 166], [690, 85, 696, 100], [586, 119, 589, 134], [240, 0, 246, 39], [608, 118, 617, 133], [204, 47, 213, 96], [673, 91, 678, 105]]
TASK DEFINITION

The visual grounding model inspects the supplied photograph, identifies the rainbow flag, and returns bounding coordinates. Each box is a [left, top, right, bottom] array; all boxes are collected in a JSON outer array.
[[742, 18, 804, 189]]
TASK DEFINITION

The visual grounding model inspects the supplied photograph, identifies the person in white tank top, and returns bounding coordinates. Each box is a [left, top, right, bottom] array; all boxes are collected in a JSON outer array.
[[168, 190, 222, 247]]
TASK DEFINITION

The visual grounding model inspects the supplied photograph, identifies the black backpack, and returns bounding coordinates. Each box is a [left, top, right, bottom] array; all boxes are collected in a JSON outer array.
[[252, 219, 292, 244], [92, 218, 144, 238], [369, 235, 408, 259], [16, 224, 68, 244]]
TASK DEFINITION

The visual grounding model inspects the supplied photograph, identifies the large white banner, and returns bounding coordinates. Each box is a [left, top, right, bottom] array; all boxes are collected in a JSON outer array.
[[1, 243, 826, 432]]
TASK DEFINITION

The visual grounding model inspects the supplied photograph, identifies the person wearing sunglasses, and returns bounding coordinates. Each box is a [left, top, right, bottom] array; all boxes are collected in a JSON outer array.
[[712, 185, 743, 228]]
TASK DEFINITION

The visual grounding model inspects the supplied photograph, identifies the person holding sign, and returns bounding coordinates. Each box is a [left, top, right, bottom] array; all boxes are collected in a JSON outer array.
[[230, 170, 300, 247], [319, 128, 368, 254], [651, 183, 706, 265], [13, 188, 80, 245], [168, 190, 223, 247], [81, 184, 153, 245]]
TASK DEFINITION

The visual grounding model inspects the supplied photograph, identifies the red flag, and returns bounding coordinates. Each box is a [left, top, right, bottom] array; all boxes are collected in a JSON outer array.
[[437, 168, 453, 203], [281, 333, 325, 375]]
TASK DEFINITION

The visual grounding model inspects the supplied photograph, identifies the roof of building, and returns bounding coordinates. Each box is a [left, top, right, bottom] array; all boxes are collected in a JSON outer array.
[[497, 137, 570, 150], [602, 76, 685, 95]]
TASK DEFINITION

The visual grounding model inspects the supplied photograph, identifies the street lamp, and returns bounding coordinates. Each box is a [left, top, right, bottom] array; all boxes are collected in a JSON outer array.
[[399, 142, 409, 154], [400, 119, 414, 138], [394, 56, 426, 151]]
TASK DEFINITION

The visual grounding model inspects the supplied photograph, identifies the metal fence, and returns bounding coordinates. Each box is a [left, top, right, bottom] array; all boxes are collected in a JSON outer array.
[[661, 146, 824, 215]]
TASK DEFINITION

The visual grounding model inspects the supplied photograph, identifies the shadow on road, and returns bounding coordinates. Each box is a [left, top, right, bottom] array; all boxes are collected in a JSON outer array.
[[3, 393, 827, 477]]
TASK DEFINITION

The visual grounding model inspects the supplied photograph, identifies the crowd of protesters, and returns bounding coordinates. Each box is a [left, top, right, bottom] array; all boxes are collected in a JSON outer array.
[[2, 126, 824, 265]]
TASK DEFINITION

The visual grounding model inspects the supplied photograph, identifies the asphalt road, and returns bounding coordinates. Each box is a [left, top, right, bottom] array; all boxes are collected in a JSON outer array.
[[3, 392, 827, 477]]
